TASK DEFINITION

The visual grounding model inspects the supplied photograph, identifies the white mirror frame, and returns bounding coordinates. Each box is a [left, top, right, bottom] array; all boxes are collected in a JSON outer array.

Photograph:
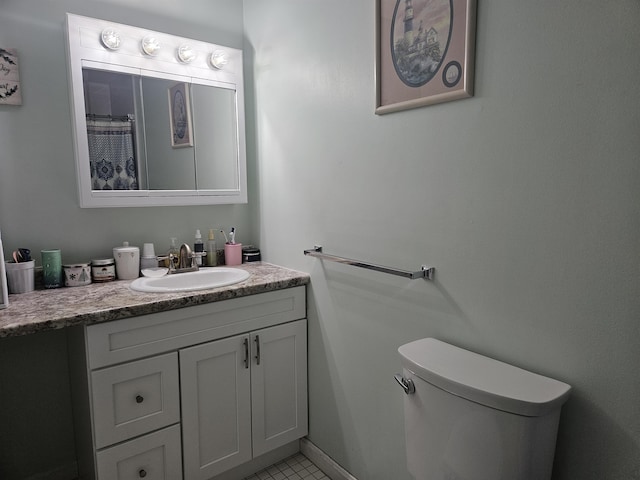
[[65, 13, 247, 208]]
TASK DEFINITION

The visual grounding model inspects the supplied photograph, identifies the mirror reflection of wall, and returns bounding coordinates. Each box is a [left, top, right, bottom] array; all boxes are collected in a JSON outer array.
[[192, 85, 238, 191], [142, 77, 196, 190]]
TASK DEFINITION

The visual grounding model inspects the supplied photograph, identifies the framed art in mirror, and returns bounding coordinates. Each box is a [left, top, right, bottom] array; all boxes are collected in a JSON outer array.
[[375, 0, 477, 115], [169, 82, 193, 148]]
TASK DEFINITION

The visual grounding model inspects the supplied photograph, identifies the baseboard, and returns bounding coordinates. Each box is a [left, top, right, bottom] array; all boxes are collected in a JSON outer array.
[[24, 461, 78, 480], [300, 438, 359, 480]]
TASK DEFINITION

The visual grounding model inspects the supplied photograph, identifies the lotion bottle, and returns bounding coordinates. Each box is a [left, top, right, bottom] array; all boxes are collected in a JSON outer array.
[[206, 229, 217, 266], [194, 229, 204, 266]]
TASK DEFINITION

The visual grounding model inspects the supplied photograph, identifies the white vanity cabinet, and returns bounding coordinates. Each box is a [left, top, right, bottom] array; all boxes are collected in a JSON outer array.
[[68, 286, 307, 480], [180, 320, 307, 479]]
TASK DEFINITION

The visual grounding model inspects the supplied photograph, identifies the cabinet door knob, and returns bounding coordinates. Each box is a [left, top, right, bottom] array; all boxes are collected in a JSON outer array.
[[138, 468, 147, 477], [135, 394, 144, 404]]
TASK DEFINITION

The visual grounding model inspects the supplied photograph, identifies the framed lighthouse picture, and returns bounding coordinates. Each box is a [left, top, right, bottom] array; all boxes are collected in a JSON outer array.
[[375, 0, 476, 114]]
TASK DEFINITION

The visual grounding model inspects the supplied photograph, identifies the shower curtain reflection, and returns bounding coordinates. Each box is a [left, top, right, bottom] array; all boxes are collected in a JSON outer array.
[[87, 118, 138, 190]]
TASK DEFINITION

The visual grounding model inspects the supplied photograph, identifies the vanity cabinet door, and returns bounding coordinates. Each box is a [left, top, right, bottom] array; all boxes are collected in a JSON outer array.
[[91, 352, 180, 448], [96, 424, 182, 480], [180, 335, 252, 480], [251, 319, 308, 457], [179, 320, 308, 480]]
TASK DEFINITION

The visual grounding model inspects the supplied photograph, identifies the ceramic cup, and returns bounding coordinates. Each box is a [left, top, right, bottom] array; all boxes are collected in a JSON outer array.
[[41, 249, 62, 288], [5, 260, 35, 294], [224, 243, 242, 266], [113, 242, 140, 280]]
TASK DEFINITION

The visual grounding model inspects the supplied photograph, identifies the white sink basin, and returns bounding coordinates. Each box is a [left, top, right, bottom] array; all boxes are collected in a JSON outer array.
[[130, 267, 250, 293]]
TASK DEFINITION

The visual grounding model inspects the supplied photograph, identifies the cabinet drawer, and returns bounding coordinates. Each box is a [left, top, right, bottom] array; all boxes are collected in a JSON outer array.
[[91, 352, 180, 448], [96, 424, 182, 480], [87, 287, 306, 368]]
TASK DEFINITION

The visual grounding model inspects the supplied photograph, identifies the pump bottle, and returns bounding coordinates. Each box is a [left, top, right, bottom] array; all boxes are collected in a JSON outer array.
[[206, 229, 217, 266], [165, 237, 179, 268], [194, 230, 204, 266]]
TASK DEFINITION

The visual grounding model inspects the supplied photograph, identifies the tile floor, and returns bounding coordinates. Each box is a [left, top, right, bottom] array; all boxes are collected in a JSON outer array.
[[242, 453, 330, 480]]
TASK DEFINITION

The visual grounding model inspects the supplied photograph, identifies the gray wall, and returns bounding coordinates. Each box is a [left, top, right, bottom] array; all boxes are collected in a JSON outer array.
[[1, 0, 639, 479], [0, 1, 249, 478], [244, 1, 640, 480]]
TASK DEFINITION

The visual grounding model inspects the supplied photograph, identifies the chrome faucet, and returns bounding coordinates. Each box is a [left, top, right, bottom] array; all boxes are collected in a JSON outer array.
[[158, 243, 204, 274], [178, 243, 197, 271]]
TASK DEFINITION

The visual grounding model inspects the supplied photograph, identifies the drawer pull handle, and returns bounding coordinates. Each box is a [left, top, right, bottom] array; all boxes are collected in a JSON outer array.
[[138, 469, 147, 478], [254, 335, 261, 365], [243, 338, 249, 369], [135, 395, 144, 404]]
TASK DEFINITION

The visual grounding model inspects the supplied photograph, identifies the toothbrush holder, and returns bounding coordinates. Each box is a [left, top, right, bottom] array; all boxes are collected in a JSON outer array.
[[224, 243, 242, 266]]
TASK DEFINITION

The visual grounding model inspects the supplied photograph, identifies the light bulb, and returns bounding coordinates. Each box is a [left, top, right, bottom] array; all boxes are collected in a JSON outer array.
[[210, 50, 228, 69], [177, 44, 196, 63], [141, 36, 161, 56], [100, 29, 121, 50]]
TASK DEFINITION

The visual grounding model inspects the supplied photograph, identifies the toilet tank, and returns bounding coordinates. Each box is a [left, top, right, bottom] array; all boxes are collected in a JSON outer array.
[[397, 338, 571, 480]]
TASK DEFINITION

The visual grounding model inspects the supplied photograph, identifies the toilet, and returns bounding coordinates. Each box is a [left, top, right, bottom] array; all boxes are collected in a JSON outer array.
[[396, 338, 571, 480]]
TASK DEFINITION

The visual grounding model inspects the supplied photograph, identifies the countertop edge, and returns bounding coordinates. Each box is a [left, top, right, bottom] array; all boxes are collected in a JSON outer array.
[[0, 263, 310, 338]]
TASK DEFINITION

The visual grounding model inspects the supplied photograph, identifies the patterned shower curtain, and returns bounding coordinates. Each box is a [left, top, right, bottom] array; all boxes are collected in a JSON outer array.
[[87, 119, 138, 190]]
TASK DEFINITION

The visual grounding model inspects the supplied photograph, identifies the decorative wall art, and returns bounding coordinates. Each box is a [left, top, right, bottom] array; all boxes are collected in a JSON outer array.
[[375, 0, 476, 114], [0, 48, 22, 105], [168, 82, 193, 147]]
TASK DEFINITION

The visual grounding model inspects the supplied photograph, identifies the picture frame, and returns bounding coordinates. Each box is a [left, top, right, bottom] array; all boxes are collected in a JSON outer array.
[[0, 48, 23, 106], [375, 0, 476, 115], [168, 82, 193, 147]]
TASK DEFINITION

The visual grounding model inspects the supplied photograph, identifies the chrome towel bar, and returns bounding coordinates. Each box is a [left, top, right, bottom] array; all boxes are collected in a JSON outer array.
[[303, 246, 435, 280]]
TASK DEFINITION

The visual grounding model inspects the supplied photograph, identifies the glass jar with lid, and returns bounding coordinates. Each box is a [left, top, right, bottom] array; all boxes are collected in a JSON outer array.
[[91, 258, 116, 282]]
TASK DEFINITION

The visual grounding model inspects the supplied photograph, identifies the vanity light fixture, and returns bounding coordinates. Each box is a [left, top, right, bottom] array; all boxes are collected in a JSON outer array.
[[209, 50, 228, 69], [177, 44, 196, 63], [100, 29, 121, 50], [141, 35, 161, 56]]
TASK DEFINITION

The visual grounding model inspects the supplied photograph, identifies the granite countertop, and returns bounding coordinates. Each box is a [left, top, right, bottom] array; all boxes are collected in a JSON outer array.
[[0, 262, 310, 338]]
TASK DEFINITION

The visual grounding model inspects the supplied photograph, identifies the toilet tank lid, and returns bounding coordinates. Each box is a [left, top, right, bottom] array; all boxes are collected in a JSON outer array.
[[398, 338, 571, 417]]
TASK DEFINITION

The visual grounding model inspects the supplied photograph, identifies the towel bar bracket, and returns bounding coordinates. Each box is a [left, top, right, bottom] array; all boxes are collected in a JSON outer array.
[[303, 246, 434, 281]]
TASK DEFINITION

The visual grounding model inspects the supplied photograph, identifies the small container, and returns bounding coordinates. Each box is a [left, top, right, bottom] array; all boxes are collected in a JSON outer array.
[[141, 242, 158, 270], [41, 249, 63, 289], [63, 263, 92, 287], [242, 246, 261, 263], [91, 258, 116, 282], [113, 242, 140, 280], [5, 260, 35, 294], [142, 243, 156, 257], [224, 243, 242, 266]]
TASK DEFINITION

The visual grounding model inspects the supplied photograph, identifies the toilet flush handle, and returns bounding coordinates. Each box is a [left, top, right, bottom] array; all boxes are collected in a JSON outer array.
[[394, 374, 415, 395]]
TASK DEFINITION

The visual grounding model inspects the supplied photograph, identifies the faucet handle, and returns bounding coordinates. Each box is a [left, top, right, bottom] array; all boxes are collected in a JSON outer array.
[[191, 251, 206, 268], [156, 254, 176, 273]]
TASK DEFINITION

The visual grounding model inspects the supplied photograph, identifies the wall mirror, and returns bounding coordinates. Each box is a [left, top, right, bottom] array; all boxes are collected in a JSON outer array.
[[65, 14, 247, 207]]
